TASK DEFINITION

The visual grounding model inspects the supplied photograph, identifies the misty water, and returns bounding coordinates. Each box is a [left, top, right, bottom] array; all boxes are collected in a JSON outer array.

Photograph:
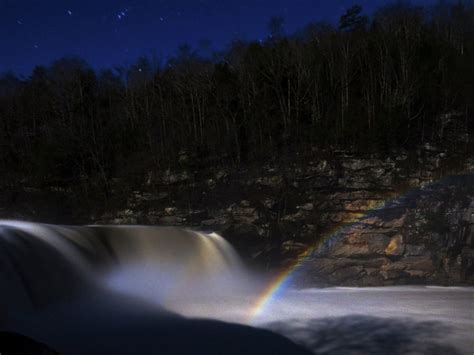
[[1, 221, 473, 354]]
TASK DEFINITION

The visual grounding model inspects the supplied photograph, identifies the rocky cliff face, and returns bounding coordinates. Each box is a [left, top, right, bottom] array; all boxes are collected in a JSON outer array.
[[91, 146, 474, 286], [2, 146, 473, 286], [301, 175, 474, 286]]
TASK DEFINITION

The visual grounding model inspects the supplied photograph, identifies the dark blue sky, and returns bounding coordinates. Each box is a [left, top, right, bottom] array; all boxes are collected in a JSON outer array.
[[1, 0, 439, 75]]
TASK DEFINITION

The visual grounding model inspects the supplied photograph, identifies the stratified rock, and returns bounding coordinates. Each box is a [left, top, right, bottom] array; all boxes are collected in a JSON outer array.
[[328, 233, 391, 258], [84, 149, 472, 287], [298, 175, 474, 286], [385, 235, 405, 257], [164, 207, 178, 216], [158, 216, 186, 225], [228, 204, 259, 224], [405, 244, 428, 256], [255, 175, 284, 188], [162, 170, 190, 185], [298, 203, 314, 211]]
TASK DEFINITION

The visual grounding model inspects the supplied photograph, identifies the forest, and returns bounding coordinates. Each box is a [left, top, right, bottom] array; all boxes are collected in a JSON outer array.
[[0, 2, 473, 195]]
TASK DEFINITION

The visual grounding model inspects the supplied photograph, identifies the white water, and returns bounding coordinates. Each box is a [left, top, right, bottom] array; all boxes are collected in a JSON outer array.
[[108, 268, 474, 354], [1, 221, 473, 354]]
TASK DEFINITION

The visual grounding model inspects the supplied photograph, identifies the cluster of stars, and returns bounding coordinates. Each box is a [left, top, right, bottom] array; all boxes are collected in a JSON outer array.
[[117, 9, 129, 20], [7, 0, 388, 75]]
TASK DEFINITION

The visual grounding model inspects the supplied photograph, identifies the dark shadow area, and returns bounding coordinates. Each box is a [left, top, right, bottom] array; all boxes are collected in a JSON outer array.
[[267, 315, 462, 355], [2, 291, 311, 355], [0, 332, 59, 355]]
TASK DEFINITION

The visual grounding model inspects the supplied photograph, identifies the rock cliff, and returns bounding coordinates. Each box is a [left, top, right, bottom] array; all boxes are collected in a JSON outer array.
[[2, 145, 473, 286], [92, 146, 474, 285]]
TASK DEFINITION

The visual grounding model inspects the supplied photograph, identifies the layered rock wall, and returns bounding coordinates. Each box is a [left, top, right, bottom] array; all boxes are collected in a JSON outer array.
[[2, 145, 473, 285], [94, 146, 474, 285]]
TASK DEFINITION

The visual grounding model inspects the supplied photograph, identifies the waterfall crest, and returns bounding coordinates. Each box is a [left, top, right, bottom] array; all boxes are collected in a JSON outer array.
[[0, 221, 243, 320]]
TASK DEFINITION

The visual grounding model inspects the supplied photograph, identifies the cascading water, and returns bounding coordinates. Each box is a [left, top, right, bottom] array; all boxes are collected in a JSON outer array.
[[0, 222, 93, 318], [1, 221, 310, 355], [0, 220, 472, 355], [0, 221, 246, 317]]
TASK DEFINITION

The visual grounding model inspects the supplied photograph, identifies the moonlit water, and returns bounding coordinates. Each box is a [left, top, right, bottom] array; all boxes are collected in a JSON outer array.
[[107, 267, 474, 353], [99, 228, 474, 354], [258, 287, 474, 354], [1, 221, 473, 354]]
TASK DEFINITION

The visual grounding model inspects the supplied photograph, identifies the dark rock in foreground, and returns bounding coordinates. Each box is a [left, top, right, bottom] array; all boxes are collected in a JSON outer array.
[[3, 293, 312, 355], [0, 332, 59, 355]]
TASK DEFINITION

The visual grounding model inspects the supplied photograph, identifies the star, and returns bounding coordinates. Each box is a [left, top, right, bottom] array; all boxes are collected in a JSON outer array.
[[117, 9, 129, 20]]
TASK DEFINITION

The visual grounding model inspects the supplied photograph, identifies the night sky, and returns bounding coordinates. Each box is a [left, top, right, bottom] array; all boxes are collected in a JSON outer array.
[[2, 0, 439, 76]]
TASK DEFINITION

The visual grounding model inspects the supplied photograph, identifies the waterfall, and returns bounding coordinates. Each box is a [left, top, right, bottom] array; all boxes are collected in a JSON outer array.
[[0, 221, 243, 321], [0, 221, 471, 355]]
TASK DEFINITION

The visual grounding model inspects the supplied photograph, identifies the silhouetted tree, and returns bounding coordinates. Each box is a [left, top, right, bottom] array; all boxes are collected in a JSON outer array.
[[0, 2, 472, 196], [339, 5, 368, 32]]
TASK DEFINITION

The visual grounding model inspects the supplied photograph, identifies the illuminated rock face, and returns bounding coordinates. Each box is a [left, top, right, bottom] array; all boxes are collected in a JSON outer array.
[[301, 175, 474, 286]]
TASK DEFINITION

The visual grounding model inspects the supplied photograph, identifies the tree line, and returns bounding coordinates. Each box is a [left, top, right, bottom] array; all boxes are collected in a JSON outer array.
[[0, 2, 473, 195]]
